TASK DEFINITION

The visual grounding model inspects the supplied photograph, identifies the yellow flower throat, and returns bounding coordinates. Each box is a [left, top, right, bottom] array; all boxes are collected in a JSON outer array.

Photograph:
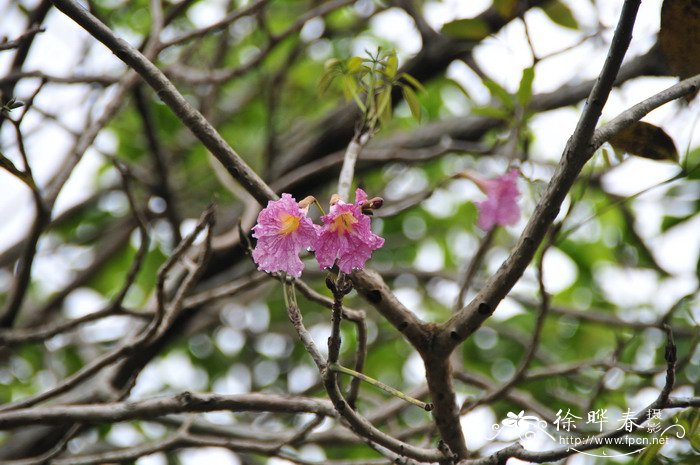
[[279, 213, 301, 235], [331, 212, 357, 235]]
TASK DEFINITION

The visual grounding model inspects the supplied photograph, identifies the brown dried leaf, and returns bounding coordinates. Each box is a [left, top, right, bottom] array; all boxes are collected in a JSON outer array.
[[659, 0, 700, 100], [609, 121, 679, 162]]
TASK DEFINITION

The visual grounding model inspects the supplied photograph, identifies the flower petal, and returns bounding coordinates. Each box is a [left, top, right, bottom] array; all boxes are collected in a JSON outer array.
[[315, 198, 383, 272], [251, 194, 319, 276]]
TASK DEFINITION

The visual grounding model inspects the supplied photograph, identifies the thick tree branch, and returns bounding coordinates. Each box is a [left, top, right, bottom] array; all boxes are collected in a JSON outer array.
[[0, 392, 336, 429], [439, 0, 644, 353], [350, 268, 431, 351]]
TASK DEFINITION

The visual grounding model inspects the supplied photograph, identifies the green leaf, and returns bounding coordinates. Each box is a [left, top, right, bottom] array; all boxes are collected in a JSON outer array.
[[324, 58, 341, 70], [402, 85, 421, 121], [483, 79, 514, 109], [516, 67, 535, 107], [494, 0, 518, 18], [343, 75, 366, 112], [399, 72, 425, 92], [318, 59, 343, 94], [637, 440, 664, 465], [471, 105, 510, 120], [375, 86, 392, 127], [318, 68, 338, 94], [661, 213, 694, 232], [385, 50, 398, 79], [541, 1, 579, 30], [441, 18, 491, 40], [346, 56, 364, 73], [684, 147, 700, 178]]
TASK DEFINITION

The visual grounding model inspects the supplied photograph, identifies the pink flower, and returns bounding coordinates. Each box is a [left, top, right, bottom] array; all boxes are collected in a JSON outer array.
[[473, 169, 521, 230], [252, 194, 318, 277], [315, 188, 384, 273]]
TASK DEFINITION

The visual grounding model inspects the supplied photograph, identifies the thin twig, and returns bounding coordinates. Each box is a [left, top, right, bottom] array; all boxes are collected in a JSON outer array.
[[464, 328, 683, 465], [461, 240, 551, 414], [453, 228, 495, 311], [0, 26, 45, 52], [337, 132, 371, 201], [0, 208, 214, 412], [330, 363, 433, 411]]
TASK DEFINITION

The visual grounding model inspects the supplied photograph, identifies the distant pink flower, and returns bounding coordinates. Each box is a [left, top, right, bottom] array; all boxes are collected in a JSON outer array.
[[315, 188, 384, 273], [473, 169, 521, 230], [252, 194, 318, 277]]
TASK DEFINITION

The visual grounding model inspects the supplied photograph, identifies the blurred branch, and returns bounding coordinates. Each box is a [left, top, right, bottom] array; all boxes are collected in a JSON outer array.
[[0, 119, 48, 328], [50, 0, 277, 205], [157, 0, 267, 49], [453, 370, 556, 423], [0, 208, 214, 412], [47, 429, 393, 465], [0, 0, 51, 126], [133, 85, 182, 245], [453, 229, 495, 311], [0, 392, 336, 429], [460, 240, 552, 414], [0, 26, 45, 52], [165, 0, 355, 84], [0, 307, 149, 346], [0, 70, 118, 86], [467, 329, 684, 465], [2, 424, 81, 465], [272, 138, 487, 194], [25, 218, 136, 326]]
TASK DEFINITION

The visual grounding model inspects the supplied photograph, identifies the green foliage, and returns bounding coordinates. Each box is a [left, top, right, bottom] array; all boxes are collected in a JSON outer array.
[[516, 67, 535, 107], [319, 49, 423, 130], [441, 18, 491, 40], [541, 1, 579, 30], [494, 0, 519, 18]]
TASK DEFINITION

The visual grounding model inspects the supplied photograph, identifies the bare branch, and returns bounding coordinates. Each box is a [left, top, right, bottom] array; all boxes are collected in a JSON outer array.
[[0, 26, 45, 52]]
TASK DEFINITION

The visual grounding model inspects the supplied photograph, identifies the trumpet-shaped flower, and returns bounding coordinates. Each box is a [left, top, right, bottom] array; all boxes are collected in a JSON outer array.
[[252, 194, 318, 277], [475, 169, 521, 230], [315, 188, 384, 273]]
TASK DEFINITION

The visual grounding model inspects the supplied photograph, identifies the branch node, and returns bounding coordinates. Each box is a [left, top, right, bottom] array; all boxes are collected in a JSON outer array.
[[177, 391, 193, 405], [477, 302, 493, 315], [367, 289, 382, 303]]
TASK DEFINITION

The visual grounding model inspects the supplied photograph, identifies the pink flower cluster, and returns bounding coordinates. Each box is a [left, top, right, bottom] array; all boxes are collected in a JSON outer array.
[[465, 169, 521, 230], [251, 189, 384, 277], [475, 169, 520, 230]]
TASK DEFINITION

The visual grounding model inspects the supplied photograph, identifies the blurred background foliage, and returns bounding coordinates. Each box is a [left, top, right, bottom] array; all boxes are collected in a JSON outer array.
[[0, 0, 698, 464]]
